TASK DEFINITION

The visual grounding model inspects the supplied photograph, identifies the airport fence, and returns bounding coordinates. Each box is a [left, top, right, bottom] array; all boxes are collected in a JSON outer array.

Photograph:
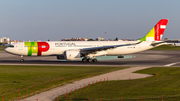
[[4, 73, 178, 101], [56, 77, 180, 101], [55, 73, 180, 101], [56, 74, 180, 101], [0, 72, 100, 101]]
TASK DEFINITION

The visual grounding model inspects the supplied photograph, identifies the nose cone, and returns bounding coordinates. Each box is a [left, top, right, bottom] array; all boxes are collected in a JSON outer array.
[[5, 47, 9, 52], [5, 47, 14, 54]]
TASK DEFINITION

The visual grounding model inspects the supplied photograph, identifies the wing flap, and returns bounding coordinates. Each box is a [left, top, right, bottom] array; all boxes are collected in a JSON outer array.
[[80, 42, 141, 55]]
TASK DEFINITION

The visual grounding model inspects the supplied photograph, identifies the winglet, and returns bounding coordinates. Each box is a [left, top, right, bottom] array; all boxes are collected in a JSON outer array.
[[140, 19, 169, 41]]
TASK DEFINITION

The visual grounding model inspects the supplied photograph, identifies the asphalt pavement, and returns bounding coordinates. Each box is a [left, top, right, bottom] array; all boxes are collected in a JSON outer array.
[[1, 50, 180, 67]]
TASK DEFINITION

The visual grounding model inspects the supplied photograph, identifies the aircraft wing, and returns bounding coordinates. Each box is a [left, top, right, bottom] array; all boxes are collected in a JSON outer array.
[[80, 42, 141, 55]]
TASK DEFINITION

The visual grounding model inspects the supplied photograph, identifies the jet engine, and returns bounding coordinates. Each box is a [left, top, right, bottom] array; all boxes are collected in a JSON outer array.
[[64, 50, 81, 60]]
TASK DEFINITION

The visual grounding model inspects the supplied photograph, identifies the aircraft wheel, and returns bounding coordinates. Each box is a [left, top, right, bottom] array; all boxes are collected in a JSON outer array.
[[20, 59, 24, 62], [92, 58, 97, 62], [82, 58, 87, 62], [87, 58, 92, 62]]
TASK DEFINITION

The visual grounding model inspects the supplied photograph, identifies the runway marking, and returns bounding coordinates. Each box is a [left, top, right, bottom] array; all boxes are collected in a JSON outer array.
[[164, 62, 180, 67]]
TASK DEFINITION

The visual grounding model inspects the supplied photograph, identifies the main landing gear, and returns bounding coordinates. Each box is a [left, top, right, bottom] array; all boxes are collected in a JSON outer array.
[[82, 58, 97, 62], [20, 55, 24, 62]]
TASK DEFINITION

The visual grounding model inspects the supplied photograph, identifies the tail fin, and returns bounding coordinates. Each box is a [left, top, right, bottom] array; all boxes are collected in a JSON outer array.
[[140, 19, 169, 41]]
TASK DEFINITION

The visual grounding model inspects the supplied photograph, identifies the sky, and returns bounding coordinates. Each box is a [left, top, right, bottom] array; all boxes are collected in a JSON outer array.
[[0, 0, 180, 41]]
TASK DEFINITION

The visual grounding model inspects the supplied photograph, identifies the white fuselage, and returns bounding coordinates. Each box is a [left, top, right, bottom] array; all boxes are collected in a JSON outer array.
[[5, 41, 153, 57]]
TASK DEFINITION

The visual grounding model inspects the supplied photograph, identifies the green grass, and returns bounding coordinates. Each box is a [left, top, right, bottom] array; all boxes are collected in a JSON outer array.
[[0, 49, 4, 51], [0, 48, 5, 51], [57, 67, 180, 101], [0, 46, 7, 51], [151, 44, 180, 50], [0, 65, 127, 101]]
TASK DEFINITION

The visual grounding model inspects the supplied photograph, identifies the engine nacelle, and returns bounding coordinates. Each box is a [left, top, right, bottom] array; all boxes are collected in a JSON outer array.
[[64, 50, 81, 60]]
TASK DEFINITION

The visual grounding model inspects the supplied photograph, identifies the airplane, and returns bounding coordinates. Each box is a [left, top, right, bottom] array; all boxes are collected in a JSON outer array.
[[5, 19, 169, 62]]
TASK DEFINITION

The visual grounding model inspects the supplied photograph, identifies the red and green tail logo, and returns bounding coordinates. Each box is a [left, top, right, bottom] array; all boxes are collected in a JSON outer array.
[[140, 19, 169, 41]]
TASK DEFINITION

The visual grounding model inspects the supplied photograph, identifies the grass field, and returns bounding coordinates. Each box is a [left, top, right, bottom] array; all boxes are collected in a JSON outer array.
[[56, 67, 180, 101], [0, 65, 127, 100], [0, 46, 7, 51]]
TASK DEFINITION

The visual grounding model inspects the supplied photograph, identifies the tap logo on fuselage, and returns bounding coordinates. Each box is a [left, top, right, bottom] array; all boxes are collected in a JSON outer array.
[[25, 42, 50, 56]]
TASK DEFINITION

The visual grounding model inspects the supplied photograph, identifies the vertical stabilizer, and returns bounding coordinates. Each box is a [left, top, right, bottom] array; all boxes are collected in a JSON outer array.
[[140, 19, 169, 41]]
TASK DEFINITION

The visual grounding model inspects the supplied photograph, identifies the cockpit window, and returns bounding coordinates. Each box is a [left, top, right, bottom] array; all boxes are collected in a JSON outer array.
[[8, 45, 14, 48]]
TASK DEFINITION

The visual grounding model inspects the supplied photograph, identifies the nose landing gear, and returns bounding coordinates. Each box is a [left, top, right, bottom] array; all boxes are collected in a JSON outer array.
[[20, 55, 24, 62]]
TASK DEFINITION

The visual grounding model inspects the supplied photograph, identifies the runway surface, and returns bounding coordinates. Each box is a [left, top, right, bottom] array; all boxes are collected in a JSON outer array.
[[1, 50, 180, 67]]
